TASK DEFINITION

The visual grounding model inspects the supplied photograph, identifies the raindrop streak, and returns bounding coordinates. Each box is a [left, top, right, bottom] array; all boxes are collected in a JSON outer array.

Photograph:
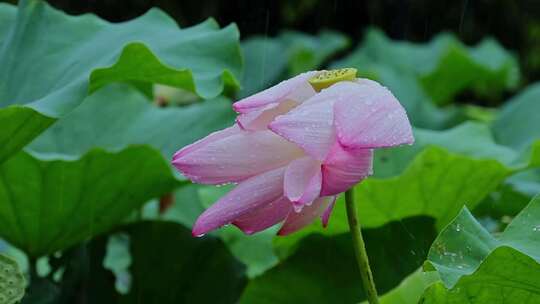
[[398, 220, 416, 240], [459, 0, 469, 35], [259, 9, 270, 89]]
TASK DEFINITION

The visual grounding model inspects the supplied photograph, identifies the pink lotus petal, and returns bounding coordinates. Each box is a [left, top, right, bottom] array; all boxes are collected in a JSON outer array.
[[172, 124, 241, 160], [236, 100, 297, 131], [321, 196, 337, 227], [233, 71, 317, 113], [233, 196, 292, 234], [321, 143, 373, 196], [284, 157, 322, 209], [173, 130, 303, 184], [278, 196, 335, 236], [192, 167, 286, 236], [269, 88, 339, 160], [334, 79, 414, 149]]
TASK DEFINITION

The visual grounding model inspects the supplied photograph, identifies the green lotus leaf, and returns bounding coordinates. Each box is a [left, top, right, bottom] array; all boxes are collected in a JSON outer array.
[[121, 221, 246, 304], [274, 122, 540, 259], [420, 195, 540, 303], [493, 83, 540, 151], [241, 217, 436, 304], [274, 147, 510, 259], [241, 30, 349, 97], [333, 28, 519, 105], [279, 30, 350, 76], [0, 146, 178, 258], [0, 0, 241, 163], [422, 247, 540, 304], [28, 84, 235, 161], [0, 3, 15, 43], [0, 84, 235, 257]]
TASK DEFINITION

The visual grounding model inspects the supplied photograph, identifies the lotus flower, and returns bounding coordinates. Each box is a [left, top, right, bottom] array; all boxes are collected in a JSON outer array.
[[172, 69, 413, 236]]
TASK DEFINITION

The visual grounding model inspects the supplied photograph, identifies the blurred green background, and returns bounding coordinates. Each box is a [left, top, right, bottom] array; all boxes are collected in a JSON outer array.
[[0, 0, 540, 303], [38, 0, 540, 82]]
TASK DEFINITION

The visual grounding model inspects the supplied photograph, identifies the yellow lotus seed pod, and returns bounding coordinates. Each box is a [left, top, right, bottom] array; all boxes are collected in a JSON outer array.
[[309, 68, 357, 92]]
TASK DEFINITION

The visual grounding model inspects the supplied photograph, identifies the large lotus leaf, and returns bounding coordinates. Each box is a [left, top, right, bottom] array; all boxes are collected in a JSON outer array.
[[0, 0, 241, 163], [411, 122, 520, 167], [373, 122, 520, 179], [240, 30, 348, 97], [362, 66, 461, 129], [420, 38, 520, 104], [473, 182, 532, 225], [0, 146, 179, 258], [273, 147, 511, 259], [355, 148, 510, 231], [504, 169, 540, 209], [240, 38, 288, 98], [333, 28, 519, 105], [279, 30, 350, 76], [492, 83, 540, 151], [231, 121, 539, 287], [240, 217, 436, 304], [28, 84, 236, 161], [0, 85, 235, 257], [121, 221, 246, 304], [246, 122, 533, 261], [0, 4, 15, 43], [422, 247, 540, 303], [492, 84, 540, 205], [274, 121, 540, 258], [420, 195, 540, 303], [33, 83, 260, 276]]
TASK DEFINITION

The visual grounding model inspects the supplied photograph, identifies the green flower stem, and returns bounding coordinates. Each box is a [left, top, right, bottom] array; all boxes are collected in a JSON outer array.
[[345, 189, 380, 304]]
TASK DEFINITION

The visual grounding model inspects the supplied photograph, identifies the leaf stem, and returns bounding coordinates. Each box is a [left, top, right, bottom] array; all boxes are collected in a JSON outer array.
[[345, 189, 379, 304]]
